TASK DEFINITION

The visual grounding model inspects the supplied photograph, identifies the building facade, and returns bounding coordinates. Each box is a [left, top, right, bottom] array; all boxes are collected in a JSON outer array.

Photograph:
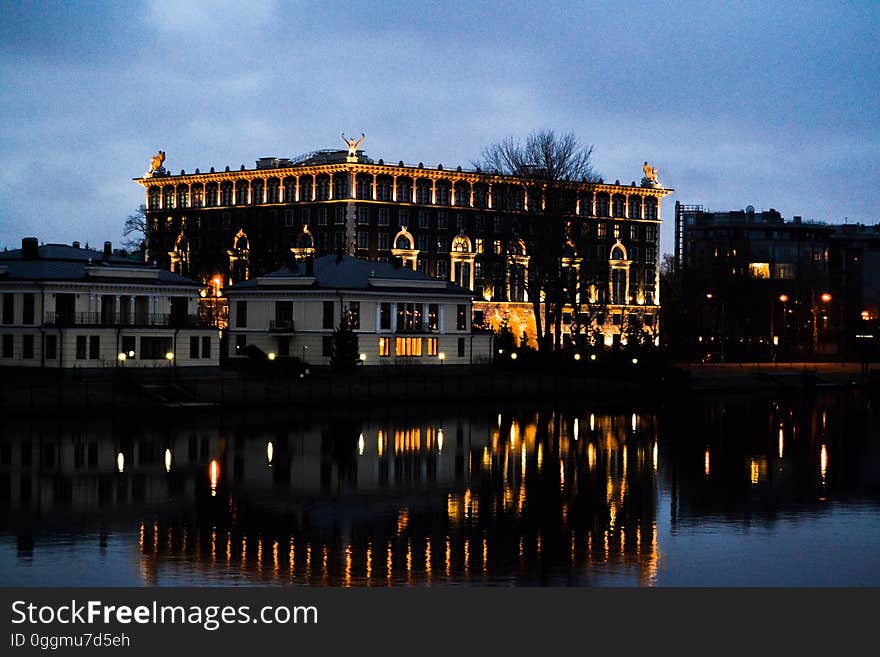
[[669, 202, 880, 361], [224, 254, 491, 365], [135, 141, 672, 347], [0, 238, 219, 368]]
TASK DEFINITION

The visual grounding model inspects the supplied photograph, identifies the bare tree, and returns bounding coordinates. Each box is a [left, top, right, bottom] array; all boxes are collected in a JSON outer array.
[[476, 130, 600, 352], [123, 204, 148, 258]]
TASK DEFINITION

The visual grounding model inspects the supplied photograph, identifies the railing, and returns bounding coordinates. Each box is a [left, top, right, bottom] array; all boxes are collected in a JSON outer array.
[[269, 319, 295, 332], [43, 312, 218, 329]]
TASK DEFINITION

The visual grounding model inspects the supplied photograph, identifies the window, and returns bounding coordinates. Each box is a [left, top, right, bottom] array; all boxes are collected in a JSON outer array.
[[427, 304, 439, 331], [335, 232, 345, 249], [335, 206, 345, 225], [236, 301, 247, 328], [475, 238, 484, 254], [396, 303, 424, 331], [45, 335, 57, 360], [2, 334, 13, 358], [436, 260, 447, 278], [190, 336, 200, 359], [395, 337, 423, 356], [358, 231, 369, 249], [458, 337, 465, 357], [749, 262, 770, 279], [378, 232, 388, 250], [475, 214, 485, 230], [317, 208, 327, 226], [417, 235, 428, 252], [348, 302, 360, 329], [399, 209, 408, 226], [418, 210, 428, 228], [630, 224, 639, 240], [426, 337, 438, 356], [378, 337, 390, 357], [89, 336, 100, 359], [21, 335, 32, 361], [323, 301, 335, 329], [22, 294, 34, 325], [76, 335, 86, 359], [235, 335, 246, 355], [437, 212, 447, 229], [493, 216, 502, 233], [493, 240, 502, 255], [322, 335, 333, 357], [357, 207, 369, 224], [2, 294, 13, 325], [646, 225, 657, 241], [457, 214, 466, 230], [380, 302, 391, 330], [202, 336, 211, 359], [597, 222, 606, 239], [474, 261, 482, 279], [378, 208, 389, 226], [457, 304, 467, 330]]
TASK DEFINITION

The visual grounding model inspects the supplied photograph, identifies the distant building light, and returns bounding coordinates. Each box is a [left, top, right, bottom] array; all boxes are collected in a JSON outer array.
[[821, 292, 832, 303]]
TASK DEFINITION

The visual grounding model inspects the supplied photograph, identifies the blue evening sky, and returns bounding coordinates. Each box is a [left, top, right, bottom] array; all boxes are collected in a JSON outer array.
[[1, 0, 877, 256]]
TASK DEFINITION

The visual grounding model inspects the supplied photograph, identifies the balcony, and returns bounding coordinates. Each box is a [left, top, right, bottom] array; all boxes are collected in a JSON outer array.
[[269, 319, 295, 333], [394, 325, 439, 335], [44, 312, 219, 329]]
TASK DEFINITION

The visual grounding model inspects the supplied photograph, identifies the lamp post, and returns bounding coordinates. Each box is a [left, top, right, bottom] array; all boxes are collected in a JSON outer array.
[[706, 293, 725, 363], [775, 294, 789, 364], [302, 344, 308, 364]]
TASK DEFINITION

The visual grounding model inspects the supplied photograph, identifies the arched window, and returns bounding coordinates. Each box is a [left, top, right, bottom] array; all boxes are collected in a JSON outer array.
[[148, 187, 160, 209], [415, 179, 431, 204], [451, 235, 471, 253], [454, 181, 471, 207], [396, 177, 413, 203], [235, 181, 249, 205], [252, 180, 264, 204], [163, 186, 175, 209], [299, 176, 313, 201], [333, 173, 349, 199], [595, 193, 610, 217], [220, 183, 232, 206], [283, 177, 295, 201], [177, 186, 189, 209], [205, 184, 217, 207], [394, 229, 414, 250], [315, 175, 330, 200], [376, 176, 393, 201], [267, 179, 280, 204], [611, 243, 627, 260], [612, 194, 626, 218], [628, 196, 642, 219], [645, 197, 658, 220], [356, 174, 373, 200], [191, 184, 203, 207], [435, 180, 452, 206]]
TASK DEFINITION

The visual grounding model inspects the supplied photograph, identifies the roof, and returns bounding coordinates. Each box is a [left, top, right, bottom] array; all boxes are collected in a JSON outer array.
[[228, 254, 474, 296], [0, 243, 202, 287]]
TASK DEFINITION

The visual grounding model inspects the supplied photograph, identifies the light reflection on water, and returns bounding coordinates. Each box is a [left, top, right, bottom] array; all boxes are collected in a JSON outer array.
[[1, 390, 879, 586]]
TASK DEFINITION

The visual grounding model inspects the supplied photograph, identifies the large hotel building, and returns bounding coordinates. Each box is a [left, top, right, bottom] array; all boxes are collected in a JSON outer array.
[[135, 140, 672, 346]]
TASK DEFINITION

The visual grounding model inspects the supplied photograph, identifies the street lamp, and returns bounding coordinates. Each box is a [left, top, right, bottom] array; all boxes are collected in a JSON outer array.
[[438, 352, 446, 364], [267, 352, 276, 361], [117, 352, 126, 367], [302, 344, 308, 364], [165, 351, 174, 369]]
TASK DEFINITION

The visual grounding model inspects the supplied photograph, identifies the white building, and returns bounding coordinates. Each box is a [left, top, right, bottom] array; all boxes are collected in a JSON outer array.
[[224, 254, 492, 365], [0, 238, 219, 368]]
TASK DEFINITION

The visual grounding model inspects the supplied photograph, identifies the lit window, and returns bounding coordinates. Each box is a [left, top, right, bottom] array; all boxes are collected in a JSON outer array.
[[379, 337, 390, 357], [749, 263, 770, 279], [395, 337, 423, 357], [426, 337, 438, 356]]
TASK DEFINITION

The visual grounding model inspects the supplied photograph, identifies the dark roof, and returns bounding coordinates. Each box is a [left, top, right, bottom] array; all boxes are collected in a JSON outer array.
[[0, 243, 201, 286], [229, 255, 473, 295]]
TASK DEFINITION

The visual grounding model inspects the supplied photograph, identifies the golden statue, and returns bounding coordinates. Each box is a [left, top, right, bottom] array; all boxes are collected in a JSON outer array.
[[150, 150, 166, 172], [643, 161, 658, 183], [341, 133, 365, 158]]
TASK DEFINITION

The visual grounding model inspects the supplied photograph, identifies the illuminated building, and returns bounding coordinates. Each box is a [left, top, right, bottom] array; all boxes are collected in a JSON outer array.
[[670, 203, 880, 361], [0, 238, 219, 368], [223, 253, 491, 364], [134, 140, 672, 346]]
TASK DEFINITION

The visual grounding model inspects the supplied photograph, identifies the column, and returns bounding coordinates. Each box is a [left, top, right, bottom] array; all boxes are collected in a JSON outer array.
[[431, 179, 436, 205], [392, 175, 398, 202], [488, 184, 493, 209]]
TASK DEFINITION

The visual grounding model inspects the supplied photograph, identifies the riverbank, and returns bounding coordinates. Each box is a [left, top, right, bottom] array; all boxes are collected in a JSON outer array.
[[0, 362, 875, 419]]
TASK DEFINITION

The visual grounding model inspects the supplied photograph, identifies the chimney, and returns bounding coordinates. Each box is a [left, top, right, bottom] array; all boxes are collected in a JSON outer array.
[[72, 241, 80, 249], [103, 241, 112, 259], [21, 237, 39, 260]]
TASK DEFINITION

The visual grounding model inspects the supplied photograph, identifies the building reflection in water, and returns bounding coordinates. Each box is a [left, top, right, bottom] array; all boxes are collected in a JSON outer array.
[[0, 407, 660, 586], [2, 390, 878, 586]]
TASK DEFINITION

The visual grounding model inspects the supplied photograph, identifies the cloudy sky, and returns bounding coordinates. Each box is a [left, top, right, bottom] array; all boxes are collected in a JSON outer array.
[[1, 0, 877, 255]]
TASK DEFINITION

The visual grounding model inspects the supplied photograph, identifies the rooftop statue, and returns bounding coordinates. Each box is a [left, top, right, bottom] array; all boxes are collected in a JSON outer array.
[[643, 161, 658, 184], [150, 150, 166, 172], [341, 133, 365, 158]]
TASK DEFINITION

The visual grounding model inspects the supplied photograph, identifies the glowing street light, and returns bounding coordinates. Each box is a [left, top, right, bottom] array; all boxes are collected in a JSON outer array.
[[590, 353, 597, 361], [820, 292, 832, 303], [359, 352, 367, 363], [510, 352, 518, 360], [573, 353, 581, 361], [117, 352, 126, 366], [267, 352, 276, 361], [438, 352, 446, 364], [779, 294, 789, 303]]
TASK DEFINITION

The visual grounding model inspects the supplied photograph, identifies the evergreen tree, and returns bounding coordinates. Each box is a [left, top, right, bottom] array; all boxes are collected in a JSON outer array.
[[330, 312, 360, 372]]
